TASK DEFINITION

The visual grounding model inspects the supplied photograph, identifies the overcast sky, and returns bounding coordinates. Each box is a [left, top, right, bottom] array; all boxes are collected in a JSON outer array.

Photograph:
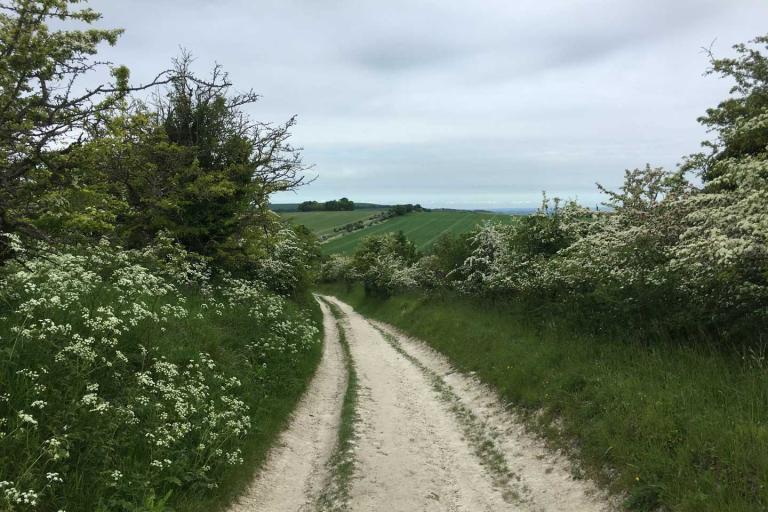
[[90, 0, 768, 208]]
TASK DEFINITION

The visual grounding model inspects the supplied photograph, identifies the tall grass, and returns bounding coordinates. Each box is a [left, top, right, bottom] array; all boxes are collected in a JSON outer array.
[[321, 283, 768, 512], [0, 241, 322, 511], [172, 294, 323, 512]]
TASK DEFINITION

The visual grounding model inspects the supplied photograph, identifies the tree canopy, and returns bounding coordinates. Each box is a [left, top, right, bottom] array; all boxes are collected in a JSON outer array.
[[685, 35, 768, 184], [298, 197, 355, 211], [0, 1, 313, 273]]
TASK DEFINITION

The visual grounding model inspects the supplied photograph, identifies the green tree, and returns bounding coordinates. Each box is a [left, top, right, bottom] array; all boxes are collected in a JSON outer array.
[[428, 232, 472, 280], [149, 57, 260, 258], [337, 197, 354, 210], [72, 105, 190, 245], [685, 35, 768, 184], [0, 0, 169, 259], [298, 200, 322, 211], [320, 198, 354, 211], [73, 55, 311, 270], [152, 57, 309, 266]]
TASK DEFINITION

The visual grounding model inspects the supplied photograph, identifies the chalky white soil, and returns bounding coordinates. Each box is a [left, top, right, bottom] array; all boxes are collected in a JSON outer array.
[[230, 296, 614, 512]]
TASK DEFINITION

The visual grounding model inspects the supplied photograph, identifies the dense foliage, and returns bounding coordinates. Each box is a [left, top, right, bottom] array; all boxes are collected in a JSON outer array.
[[0, 1, 323, 510], [323, 35, 768, 345], [387, 204, 426, 216], [0, 0, 130, 260], [0, 1, 314, 277]]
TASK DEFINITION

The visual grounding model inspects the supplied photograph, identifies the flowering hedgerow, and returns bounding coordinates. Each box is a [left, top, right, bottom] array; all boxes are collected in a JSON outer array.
[[336, 159, 768, 341], [319, 254, 355, 283], [670, 152, 768, 331], [254, 228, 316, 295], [0, 235, 320, 511]]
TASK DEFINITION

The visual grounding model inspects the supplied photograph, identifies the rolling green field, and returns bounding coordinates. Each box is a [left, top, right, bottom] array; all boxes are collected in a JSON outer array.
[[281, 209, 384, 238], [321, 211, 516, 254]]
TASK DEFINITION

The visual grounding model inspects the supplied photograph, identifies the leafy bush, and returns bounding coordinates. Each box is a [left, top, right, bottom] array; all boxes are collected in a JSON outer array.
[[253, 227, 319, 295], [336, 158, 767, 344], [360, 253, 421, 296], [672, 152, 768, 337], [351, 233, 419, 296], [319, 254, 356, 283], [428, 232, 473, 284]]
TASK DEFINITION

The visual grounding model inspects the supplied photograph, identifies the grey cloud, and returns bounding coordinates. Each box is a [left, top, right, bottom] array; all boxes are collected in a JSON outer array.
[[87, 0, 768, 208], [352, 37, 460, 71]]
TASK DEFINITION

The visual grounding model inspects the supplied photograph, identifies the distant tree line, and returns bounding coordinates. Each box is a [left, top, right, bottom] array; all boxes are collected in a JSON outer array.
[[299, 197, 355, 211], [296, 200, 428, 214], [388, 204, 426, 216]]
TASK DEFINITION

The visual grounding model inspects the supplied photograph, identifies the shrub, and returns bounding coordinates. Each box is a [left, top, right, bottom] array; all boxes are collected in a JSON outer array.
[[548, 167, 694, 328], [671, 150, 768, 337], [331, 161, 766, 344], [253, 226, 319, 295], [361, 253, 420, 296], [428, 232, 473, 284], [320, 254, 356, 283], [352, 233, 419, 296]]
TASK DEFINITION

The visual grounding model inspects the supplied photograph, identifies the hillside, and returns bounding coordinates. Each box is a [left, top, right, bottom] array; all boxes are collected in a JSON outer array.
[[320, 210, 516, 254], [281, 209, 386, 239]]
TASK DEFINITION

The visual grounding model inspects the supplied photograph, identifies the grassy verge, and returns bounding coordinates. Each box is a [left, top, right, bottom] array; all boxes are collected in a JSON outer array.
[[0, 243, 324, 512], [316, 299, 360, 511], [319, 283, 768, 512], [175, 293, 324, 512]]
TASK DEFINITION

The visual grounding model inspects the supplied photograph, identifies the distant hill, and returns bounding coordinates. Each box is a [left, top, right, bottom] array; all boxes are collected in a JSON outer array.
[[321, 210, 518, 255], [270, 202, 391, 212], [280, 209, 387, 240]]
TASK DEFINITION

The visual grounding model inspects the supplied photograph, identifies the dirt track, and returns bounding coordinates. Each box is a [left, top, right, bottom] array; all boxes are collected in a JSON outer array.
[[229, 295, 614, 512]]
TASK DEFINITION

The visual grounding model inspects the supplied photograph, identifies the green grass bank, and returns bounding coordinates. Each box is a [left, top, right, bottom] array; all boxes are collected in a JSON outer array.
[[176, 294, 324, 512], [318, 283, 768, 512], [321, 211, 517, 255], [281, 209, 385, 239], [0, 245, 324, 512]]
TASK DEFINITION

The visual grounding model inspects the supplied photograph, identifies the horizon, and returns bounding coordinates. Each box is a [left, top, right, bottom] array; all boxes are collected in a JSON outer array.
[[270, 199, 581, 211], [270, 194, 604, 210]]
